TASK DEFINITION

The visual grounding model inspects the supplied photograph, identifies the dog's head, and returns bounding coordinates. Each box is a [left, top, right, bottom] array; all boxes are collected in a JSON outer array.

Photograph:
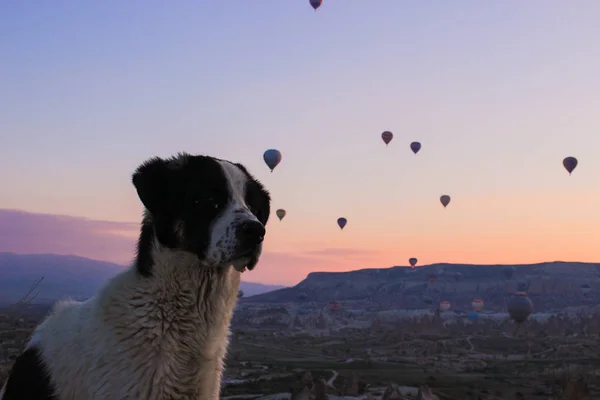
[[132, 153, 270, 273]]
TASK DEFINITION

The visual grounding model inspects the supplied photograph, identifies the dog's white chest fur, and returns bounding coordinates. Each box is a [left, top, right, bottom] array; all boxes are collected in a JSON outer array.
[[31, 250, 241, 400]]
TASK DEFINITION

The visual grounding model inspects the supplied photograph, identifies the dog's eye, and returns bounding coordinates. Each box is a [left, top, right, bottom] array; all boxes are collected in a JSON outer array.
[[192, 196, 221, 210]]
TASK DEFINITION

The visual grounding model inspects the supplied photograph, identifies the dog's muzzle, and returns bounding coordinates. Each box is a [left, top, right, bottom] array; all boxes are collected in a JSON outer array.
[[230, 220, 265, 272], [237, 220, 265, 247]]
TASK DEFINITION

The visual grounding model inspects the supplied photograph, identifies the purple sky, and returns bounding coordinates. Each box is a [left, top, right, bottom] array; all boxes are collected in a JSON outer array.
[[2, 1, 600, 284]]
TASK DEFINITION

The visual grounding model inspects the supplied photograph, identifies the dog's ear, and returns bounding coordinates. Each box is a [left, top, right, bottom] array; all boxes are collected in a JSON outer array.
[[132, 157, 172, 216]]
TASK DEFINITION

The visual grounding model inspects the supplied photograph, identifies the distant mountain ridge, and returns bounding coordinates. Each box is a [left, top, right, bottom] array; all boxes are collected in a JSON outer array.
[[244, 261, 600, 312], [0, 252, 285, 305]]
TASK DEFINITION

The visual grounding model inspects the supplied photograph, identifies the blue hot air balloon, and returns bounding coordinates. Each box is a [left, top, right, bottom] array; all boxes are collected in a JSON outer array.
[[410, 141, 421, 154], [563, 156, 578, 175], [263, 149, 282, 172], [337, 217, 347, 230], [467, 311, 480, 321]]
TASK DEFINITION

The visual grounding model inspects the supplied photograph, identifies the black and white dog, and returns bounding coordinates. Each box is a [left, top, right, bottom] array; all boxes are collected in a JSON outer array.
[[0, 153, 271, 400]]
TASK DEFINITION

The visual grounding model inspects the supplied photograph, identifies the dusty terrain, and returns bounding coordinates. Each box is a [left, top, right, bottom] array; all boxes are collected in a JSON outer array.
[[1, 303, 599, 399], [221, 305, 600, 399]]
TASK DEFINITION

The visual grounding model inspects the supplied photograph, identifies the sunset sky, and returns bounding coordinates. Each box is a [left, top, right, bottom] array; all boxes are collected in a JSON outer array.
[[2, 1, 600, 285]]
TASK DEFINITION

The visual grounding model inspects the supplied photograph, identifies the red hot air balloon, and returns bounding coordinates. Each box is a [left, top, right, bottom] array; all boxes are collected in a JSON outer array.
[[381, 131, 393, 146], [440, 195, 451, 208], [563, 156, 578, 175], [309, 0, 323, 11]]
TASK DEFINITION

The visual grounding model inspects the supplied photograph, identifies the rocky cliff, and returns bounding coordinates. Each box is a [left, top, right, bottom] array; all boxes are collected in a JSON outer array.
[[243, 262, 600, 312]]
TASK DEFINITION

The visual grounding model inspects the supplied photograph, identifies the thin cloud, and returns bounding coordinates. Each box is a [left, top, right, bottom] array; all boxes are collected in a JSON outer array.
[[250, 251, 349, 285], [0, 209, 137, 264], [304, 247, 379, 258]]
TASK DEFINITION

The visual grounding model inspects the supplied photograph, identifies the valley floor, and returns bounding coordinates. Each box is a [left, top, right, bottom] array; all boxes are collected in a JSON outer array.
[[1, 307, 599, 399]]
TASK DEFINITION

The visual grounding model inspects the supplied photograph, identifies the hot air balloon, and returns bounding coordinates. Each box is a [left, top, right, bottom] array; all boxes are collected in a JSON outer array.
[[237, 290, 244, 299], [263, 149, 282, 172], [329, 301, 341, 311], [276, 209, 286, 221], [440, 195, 451, 208], [309, 0, 322, 11], [472, 299, 484, 312], [563, 156, 578, 175], [502, 266, 516, 280], [410, 141, 421, 154], [381, 131, 393, 146], [507, 292, 533, 324], [409, 258, 418, 268], [580, 284, 592, 296], [467, 311, 480, 321], [337, 217, 347, 230], [440, 301, 451, 312]]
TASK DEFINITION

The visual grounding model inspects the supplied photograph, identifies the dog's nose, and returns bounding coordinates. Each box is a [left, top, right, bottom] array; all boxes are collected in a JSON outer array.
[[239, 221, 265, 245]]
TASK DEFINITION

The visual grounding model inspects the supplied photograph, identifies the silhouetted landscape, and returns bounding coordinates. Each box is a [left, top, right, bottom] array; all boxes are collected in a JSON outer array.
[[246, 261, 600, 312]]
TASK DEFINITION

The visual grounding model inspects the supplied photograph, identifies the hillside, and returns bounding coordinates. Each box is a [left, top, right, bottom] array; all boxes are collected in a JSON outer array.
[[0, 252, 284, 305], [243, 261, 600, 312]]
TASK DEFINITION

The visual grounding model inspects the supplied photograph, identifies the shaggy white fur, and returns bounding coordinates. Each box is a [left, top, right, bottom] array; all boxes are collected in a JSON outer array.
[[24, 245, 241, 400]]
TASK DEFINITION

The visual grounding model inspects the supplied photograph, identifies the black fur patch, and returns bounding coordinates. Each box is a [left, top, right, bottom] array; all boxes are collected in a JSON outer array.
[[132, 153, 270, 277], [235, 163, 271, 226], [1, 346, 57, 400]]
